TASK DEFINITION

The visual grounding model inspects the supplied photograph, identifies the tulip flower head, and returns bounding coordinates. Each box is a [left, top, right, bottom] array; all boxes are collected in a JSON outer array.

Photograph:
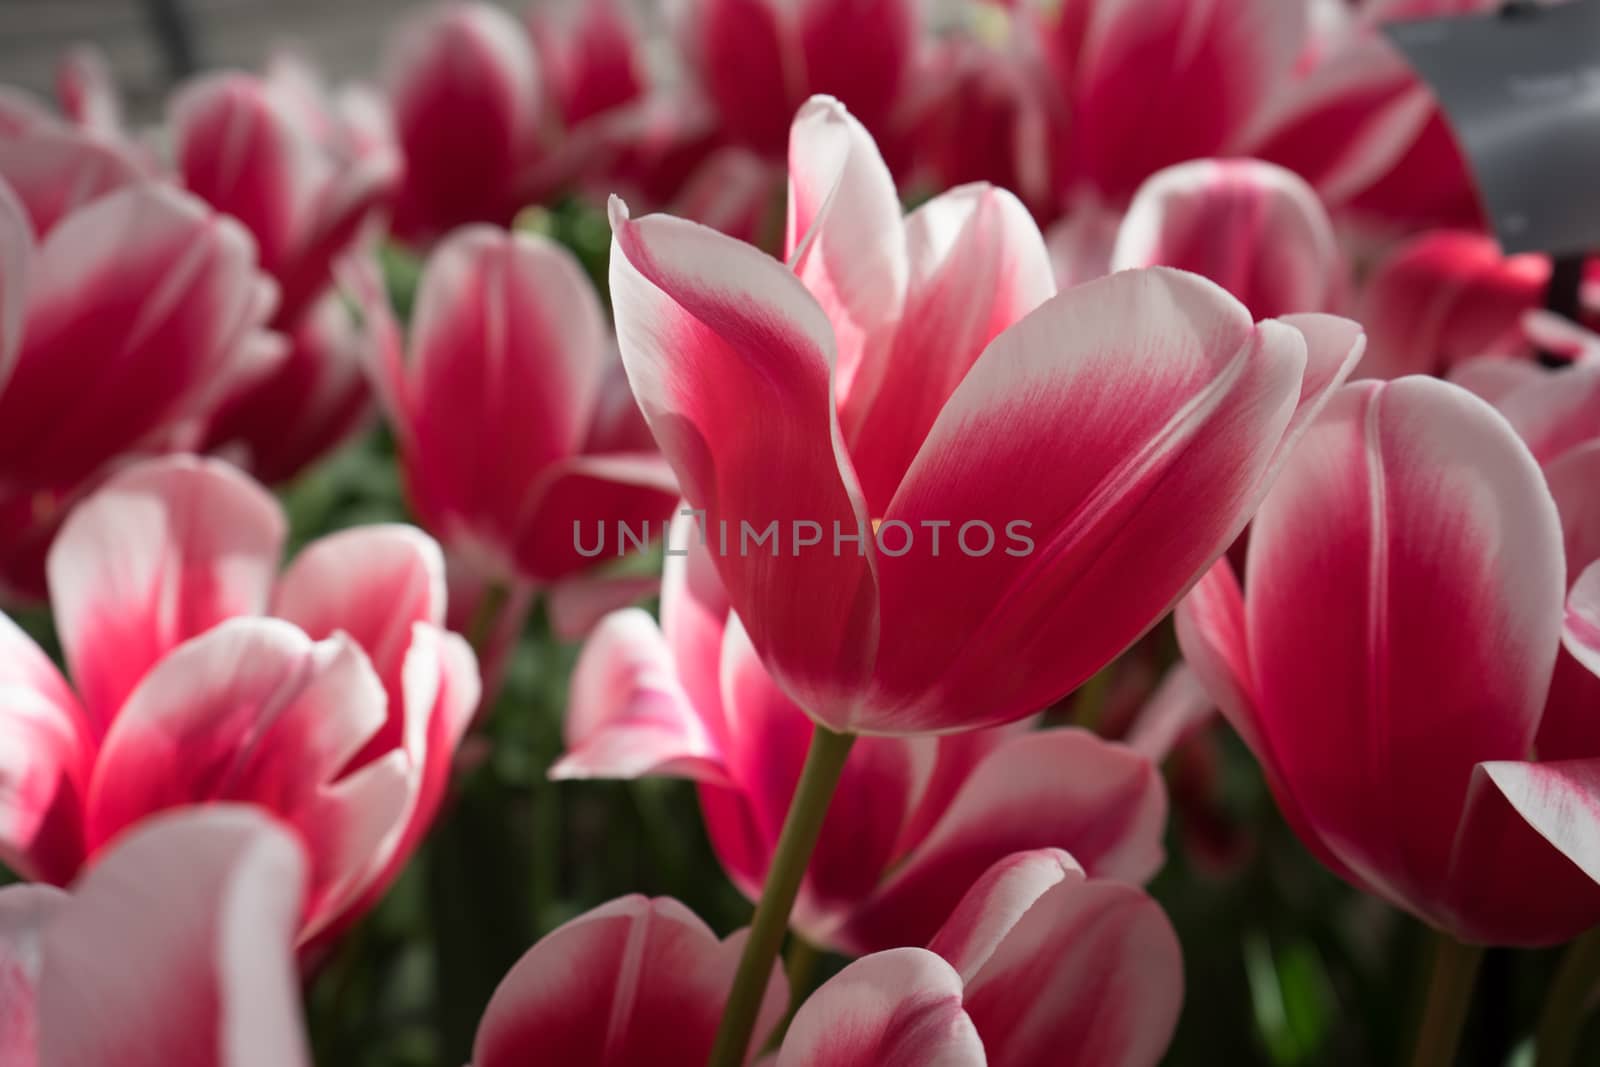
[[607, 95, 1366, 736]]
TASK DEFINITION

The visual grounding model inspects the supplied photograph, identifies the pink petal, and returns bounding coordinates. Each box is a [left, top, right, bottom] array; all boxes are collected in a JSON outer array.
[[0, 662, 91, 884], [385, 2, 541, 240], [608, 200, 878, 718], [56, 45, 122, 137], [838, 729, 1165, 955], [1562, 560, 1600, 681], [776, 948, 983, 1067], [1064, 0, 1305, 201], [529, 0, 646, 127], [37, 807, 311, 1067], [867, 269, 1323, 732], [552, 608, 728, 784], [1244, 378, 1564, 924], [785, 96, 906, 407], [47, 456, 285, 738], [0, 176, 28, 391], [952, 867, 1183, 1067], [0, 125, 143, 236], [845, 182, 1055, 514], [1540, 455, 1600, 759], [660, 507, 732, 737], [473, 895, 787, 1067], [171, 73, 323, 291], [400, 227, 609, 578], [1481, 759, 1600, 888], [685, 0, 797, 157], [1112, 159, 1342, 321], [84, 617, 400, 940], [1446, 356, 1547, 404], [547, 574, 663, 641], [1497, 360, 1600, 466], [1440, 761, 1600, 946], [924, 848, 1084, 983], [514, 452, 679, 582], [0, 185, 277, 491], [273, 522, 446, 757], [1355, 231, 1547, 379], [0, 883, 67, 1067], [795, 0, 917, 149]]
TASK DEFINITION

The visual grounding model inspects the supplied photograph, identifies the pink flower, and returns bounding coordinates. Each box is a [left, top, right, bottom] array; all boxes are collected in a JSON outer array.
[[1355, 231, 1584, 379], [376, 225, 678, 598], [607, 95, 1365, 735], [170, 62, 400, 327], [0, 122, 278, 598], [1111, 158, 1345, 321], [679, 0, 919, 160], [555, 515, 1168, 953], [384, 2, 544, 242], [0, 807, 311, 1067], [1176, 375, 1600, 945], [471, 849, 1180, 1067], [782, 849, 1182, 1067], [472, 894, 788, 1067], [0, 455, 479, 945], [1245, 0, 1487, 232]]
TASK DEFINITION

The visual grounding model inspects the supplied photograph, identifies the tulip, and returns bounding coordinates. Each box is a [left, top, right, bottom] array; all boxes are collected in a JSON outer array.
[[1111, 158, 1345, 321], [171, 64, 400, 328], [0, 807, 311, 1067], [1245, 0, 1487, 231], [608, 95, 1366, 736], [555, 515, 1168, 953], [0, 455, 479, 944], [1176, 375, 1600, 946], [471, 848, 1181, 1067], [384, 2, 543, 242], [376, 225, 678, 611], [55, 45, 123, 140], [527, 0, 645, 130], [679, 0, 918, 159], [1355, 231, 1583, 379], [0, 122, 279, 599]]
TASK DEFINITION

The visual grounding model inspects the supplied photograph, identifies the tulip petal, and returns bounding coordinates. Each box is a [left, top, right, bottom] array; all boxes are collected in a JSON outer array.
[[846, 182, 1055, 513], [1245, 378, 1564, 920], [778, 947, 982, 1067], [0, 176, 27, 391], [925, 847, 1083, 983], [47, 457, 285, 738], [85, 618, 399, 938], [839, 729, 1165, 954], [547, 574, 663, 640], [273, 523, 446, 757], [1498, 361, 1600, 466], [38, 807, 310, 1067], [0, 125, 142, 236], [0, 185, 276, 490], [553, 608, 728, 784], [870, 269, 1310, 732], [473, 895, 787, 1067], [1067, 0, 1305, 200], [402, 228, 609, 573], [786, 95, 906, 405], [1446, 355, 1546, 404], [514, 452, 679, 582], [795, 0, 917, 145], [1441, 760, 1600, 945], [609, 200, 878, 716], [956, 874, 1183, 1067], [0, 883, 67, 1066], [1112, 159, 1341, 320], [1126, 663, 1215, 763]]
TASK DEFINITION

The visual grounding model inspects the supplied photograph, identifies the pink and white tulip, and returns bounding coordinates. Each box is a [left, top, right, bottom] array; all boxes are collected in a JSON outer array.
[[784, 849, 1182, 1067], [607, 95, 1365, 735], [0, 121, 278, 598], [385, 2, 544, 242], [0, 807, 311, 1067], [377, 225, 677, 601], [679, 0, 918, 160], [555, 514, 1168, 953], [473, 894, 789, 1067], [1111, 158, 1344, 321], [1177, 375, 1600, 945], [0, 456, 479, 945]]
